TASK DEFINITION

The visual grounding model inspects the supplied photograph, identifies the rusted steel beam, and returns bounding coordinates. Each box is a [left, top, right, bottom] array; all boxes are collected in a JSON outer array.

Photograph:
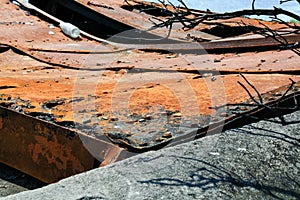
[[0, 105, 131, 183]]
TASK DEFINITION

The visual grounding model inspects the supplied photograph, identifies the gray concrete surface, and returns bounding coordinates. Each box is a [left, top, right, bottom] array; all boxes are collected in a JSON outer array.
[[0, 163, 45, 197], [2, 111, 300, 200]]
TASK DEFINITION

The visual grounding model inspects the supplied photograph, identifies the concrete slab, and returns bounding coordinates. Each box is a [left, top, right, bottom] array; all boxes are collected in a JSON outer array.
[[2, 111, 300, 199], [0, 163, 45, 197]]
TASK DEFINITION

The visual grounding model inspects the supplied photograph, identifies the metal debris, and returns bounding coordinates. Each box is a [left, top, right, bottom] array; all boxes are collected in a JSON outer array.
[[0, 0, 299, 183]]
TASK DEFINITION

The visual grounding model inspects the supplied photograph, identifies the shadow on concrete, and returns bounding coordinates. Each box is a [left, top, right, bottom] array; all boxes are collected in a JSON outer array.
[[139, 156, 300, 199], [138, 122, 300, 199], [0, 162, 46, 190], [233, 124, 300, 148]]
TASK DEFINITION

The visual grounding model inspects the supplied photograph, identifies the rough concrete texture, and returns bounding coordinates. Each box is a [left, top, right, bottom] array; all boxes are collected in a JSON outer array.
[[2, 111, 300, 200], [0, 163, 45, 197]]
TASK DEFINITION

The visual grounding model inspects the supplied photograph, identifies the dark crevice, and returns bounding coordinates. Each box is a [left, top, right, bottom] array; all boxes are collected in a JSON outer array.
[[28, 112, 56, 122], [0, 86, 17, 90], [42, 98, 67, 109], [0, 45, 10, 53], [201, 24, 261, 38], [28, 0, 166, 43], [121, 4, 173, 17], [0, 162, 46, 192], [28, 0, 130, 39]]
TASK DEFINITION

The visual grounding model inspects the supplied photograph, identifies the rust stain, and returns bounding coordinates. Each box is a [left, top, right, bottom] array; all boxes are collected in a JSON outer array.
[[28, 135, 83, 172], [0, 117, 3, 129], [0, 0, 299, 182]]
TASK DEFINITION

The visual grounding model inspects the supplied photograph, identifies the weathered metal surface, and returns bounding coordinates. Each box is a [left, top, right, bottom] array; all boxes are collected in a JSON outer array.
[[1, 3, 297, 55], [0, 103, 134, 183], [1, 0, 299, 73], [0, 0, 300, 184], [26, 0, 218, 42], [0, 105, 94, 183], [94, 80, 300, 150]]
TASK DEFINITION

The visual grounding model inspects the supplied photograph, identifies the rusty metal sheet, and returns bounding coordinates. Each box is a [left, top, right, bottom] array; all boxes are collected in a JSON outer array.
[[3, 43, 300, 74], [1, 0, 299, 73], [42, 0, 218, 41], [0, 0, 300, 184], [101, 49, 300, 73], [1, 71, 299, 150], [182, 49, 300, 73], [0, 48, 137, 182], [1, 75, 297, 152], [12, 0, 299, 51], [83, 78, 300, 150], [165, 79, 300, 149], [0, 46, 299, 121], [0, 1, 93, 47], [74, 0, 293, 43]]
